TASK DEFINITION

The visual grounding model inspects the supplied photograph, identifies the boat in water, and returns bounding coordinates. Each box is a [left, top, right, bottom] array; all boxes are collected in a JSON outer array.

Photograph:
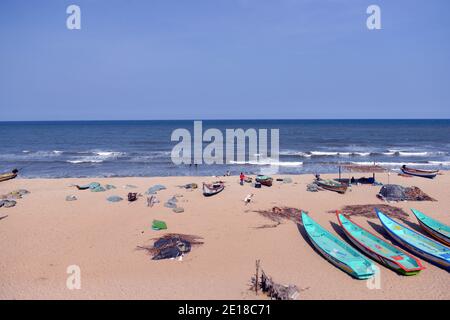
[[376, 209, 450, 270], [202, 182, 225, 197], [401, 165, 439, 179], [301, 212, 375, 279], [337, 213, 424, 275], [411, 209, 450, 246]]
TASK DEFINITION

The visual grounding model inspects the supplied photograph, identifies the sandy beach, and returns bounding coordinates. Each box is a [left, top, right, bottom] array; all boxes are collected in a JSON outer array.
[[0, 172, 449, 300]]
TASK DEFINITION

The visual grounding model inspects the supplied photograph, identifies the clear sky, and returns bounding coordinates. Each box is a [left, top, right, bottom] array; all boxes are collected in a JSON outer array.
[[0, 0, 449, 120]]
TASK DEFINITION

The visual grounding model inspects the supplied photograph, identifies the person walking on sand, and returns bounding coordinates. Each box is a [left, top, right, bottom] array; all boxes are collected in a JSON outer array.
[[239, 172, 245, 185]]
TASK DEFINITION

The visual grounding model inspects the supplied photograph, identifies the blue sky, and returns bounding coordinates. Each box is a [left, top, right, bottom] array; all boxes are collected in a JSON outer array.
[[0, 0, 449, 120]]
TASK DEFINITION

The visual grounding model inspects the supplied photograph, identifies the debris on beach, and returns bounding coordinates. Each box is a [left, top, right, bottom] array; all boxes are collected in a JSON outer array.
[[172, 207, 184, 213], [0, 215, 7, 221], [180, 183, 198, 190], [253, 206, 302, 223], [107, 195, 123, 202], [377, 184, 436, 202], [128, 192, 138, 202], [331, 204, 409, 221], [65, 195, 77, 201], [164, 196, 178, 208], [91, 185, 106, 192], [282, 177, 293, 184], [0, 200, 17, 208], [244, 193, 254, 205], [251, 260, 299, 300], [306, 183, 319, 192], [124, 184, 137, 189], [104, 184, 116, 190], [146, 184, 167, 195], [137, 233, 203, 260], [147, 195, 159, 207], [152, 219, 168, 230], [1, 189, 30, 200], [1, 189, 30, 208]]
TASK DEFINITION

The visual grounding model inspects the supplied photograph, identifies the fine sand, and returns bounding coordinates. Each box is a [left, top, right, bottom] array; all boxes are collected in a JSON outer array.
[[0, 172, 449, 300]]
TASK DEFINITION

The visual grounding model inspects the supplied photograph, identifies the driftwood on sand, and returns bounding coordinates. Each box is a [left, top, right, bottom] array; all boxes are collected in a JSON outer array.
[[250, 260, 299, 300], [253, 206, 302, 223], [330, 204, 409, 221]]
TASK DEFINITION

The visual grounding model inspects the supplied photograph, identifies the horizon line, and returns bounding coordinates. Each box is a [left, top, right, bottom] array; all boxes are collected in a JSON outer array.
[[1, 118, 450, 122]]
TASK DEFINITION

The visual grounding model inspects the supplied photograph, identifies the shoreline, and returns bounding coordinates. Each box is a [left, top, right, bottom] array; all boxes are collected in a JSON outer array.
[[1, 171, 449, 299]]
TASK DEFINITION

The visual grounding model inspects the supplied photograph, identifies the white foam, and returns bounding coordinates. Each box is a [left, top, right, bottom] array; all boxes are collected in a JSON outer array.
[[351, 161, 435, 167], [228, 160, 303, 167], [428, 161, 450, 166], [67, 159, 104, 164]]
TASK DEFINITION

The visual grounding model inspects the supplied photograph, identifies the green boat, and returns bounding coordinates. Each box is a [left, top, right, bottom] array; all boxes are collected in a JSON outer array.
[[337, 213, 424, 275], [301, 212, 375, 279], [411, 209, 450, 246]]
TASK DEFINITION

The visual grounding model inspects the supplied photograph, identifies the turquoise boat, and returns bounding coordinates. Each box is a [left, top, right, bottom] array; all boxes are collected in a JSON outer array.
[[301, 212, 375, 279], [376, 209, 450, 270], [337, 213, 424, 275], [411, 209, 450, 246]]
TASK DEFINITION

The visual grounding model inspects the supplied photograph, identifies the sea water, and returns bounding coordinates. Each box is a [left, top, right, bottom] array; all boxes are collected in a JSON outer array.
[[0, 119, 449, 178]]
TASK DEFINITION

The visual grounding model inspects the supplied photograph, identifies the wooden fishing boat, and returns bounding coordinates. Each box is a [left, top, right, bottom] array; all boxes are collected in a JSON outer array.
[[255, 175, 273, 187], [202, 182, 225, 197], [411, 209, 450, 246], [0, 169, 18, 183], [337, 213, 424, 275], [316, 179, 348, 194], [401, 165, 439, 179], [376, 209, 450, 270], [301, 212, 375, 279]]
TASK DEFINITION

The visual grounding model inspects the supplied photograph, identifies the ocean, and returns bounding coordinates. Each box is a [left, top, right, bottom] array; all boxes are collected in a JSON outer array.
[[1, 120, 449, 178]]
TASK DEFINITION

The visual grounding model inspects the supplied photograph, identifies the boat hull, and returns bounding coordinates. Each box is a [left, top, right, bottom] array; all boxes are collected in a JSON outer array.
[[337, 214, 423, 275], [302, 213, 375, 280], [316, 181, 347, 194], [411, 209, 450, 246], [0, 173, 17, 182], [202, 183, 224, 197], [377, 210, 450, 270], [255, 176, 273, 187], [401, 167, 438, 179]]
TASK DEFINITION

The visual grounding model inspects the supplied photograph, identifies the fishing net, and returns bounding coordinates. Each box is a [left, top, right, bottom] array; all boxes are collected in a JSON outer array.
[[137, 233, 204, 260], [330, 204, 409, 221], [253, 206, 302, 223]]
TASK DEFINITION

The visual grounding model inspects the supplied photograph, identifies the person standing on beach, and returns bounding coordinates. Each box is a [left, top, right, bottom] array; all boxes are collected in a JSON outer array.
[[240, 172, 245, 185]]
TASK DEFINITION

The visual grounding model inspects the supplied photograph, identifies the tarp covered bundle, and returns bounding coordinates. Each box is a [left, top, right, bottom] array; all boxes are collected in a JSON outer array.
[[378, 184, 436, 202], [146, 184, 167, 195]]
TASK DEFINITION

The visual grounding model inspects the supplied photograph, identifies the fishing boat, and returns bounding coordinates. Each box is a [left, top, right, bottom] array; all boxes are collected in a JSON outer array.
[[316, 179, 348, 194], [376, 209, 450, 270], [202, 182, 225, 197], [255, 175, 273, 187], [337, 213, 424, 275], [411, 209, 450, 246], [301, 212, 375, 279], [0, 169, 18, 182], [401, 165, 439, 179]]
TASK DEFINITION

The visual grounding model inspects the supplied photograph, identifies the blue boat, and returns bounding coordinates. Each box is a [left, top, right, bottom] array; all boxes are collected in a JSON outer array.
[[376, 209, 450, 270]]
